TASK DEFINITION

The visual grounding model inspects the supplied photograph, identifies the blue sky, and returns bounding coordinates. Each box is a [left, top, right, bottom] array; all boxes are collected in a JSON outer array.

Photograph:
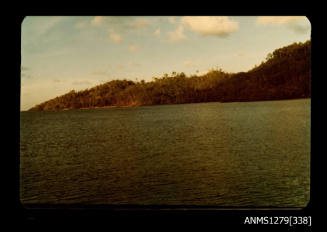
[[21, 16, 311, 110]]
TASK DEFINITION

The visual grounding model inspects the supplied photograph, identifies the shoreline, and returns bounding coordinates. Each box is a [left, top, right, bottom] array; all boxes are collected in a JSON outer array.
[[23, 97, 310, 112]]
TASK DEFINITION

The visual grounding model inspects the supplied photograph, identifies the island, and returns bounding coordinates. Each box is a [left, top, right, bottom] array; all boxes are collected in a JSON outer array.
[[29, 40, 311, 111]]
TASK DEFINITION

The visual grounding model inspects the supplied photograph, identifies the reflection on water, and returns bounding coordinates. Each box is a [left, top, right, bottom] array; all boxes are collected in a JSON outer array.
[[20, 99, 310, 207]]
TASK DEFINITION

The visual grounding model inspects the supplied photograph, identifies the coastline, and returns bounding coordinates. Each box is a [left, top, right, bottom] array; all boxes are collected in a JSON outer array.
[[25, 97, 310, 112]]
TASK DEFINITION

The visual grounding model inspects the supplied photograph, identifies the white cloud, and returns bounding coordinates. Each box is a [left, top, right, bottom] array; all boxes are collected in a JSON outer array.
[[91, 16, 107, 26], [256, 16, 310, 34], [129, 18, 150, 29], [109, 29, 122, 43], [154, 28, 161, 37], [181, 16, 239, 37], [256, 16, 306, 25], [167, 25, 186, 42], [128, 45, 139, 52], [90, 16, 150, 31]]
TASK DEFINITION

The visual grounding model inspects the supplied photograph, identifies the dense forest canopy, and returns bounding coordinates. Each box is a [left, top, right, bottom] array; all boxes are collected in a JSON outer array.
[[28, 40, 311, 111]]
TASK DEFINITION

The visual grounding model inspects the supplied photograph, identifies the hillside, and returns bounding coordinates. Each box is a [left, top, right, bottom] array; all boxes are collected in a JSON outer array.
[[29, 40, 311, 111]]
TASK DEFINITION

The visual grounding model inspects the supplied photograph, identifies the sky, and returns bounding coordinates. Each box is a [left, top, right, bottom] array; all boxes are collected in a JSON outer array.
[[21, 16, 311, 111]]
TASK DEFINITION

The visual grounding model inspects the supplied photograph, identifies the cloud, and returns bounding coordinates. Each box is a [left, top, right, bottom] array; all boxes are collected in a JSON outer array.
[[90, 16, 150, 31], [109, 29, 122, 43], [287, 24, 311, 34], [167, 25, 186, 42], [132, 62, 142, 67], [21, 73, 33, 79], [183, 57, 205, 68], [21, 66, 30, 71], [168, 17, 177, 24], [183, 61, 193, 66], [72, 80, 92, 85], [116, 64, 125, 69], [236, 52, 245, 57], [90, 71, 108, 76], [91, 16, 108, 26], [75, 21, 89, 29], [181, 16, 239, 37], [129, 18, 150, 29], [128, 45, 139, 52], [21, 66, 33, 79], [154, 28, 161, 37], [36, 17, 64, 36], [256, 16, 306, 25], [256, 16, 310, 34]]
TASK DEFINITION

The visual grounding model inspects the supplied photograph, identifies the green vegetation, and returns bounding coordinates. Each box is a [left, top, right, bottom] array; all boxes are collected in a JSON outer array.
[[29, 40, 311, 111]]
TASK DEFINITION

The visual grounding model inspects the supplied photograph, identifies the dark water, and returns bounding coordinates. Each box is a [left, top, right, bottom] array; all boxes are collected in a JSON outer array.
[[20, 99, 310, 207]]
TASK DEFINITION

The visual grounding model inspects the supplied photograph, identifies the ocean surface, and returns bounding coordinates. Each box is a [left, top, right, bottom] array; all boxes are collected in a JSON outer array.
[[20, 99, 310, 207]]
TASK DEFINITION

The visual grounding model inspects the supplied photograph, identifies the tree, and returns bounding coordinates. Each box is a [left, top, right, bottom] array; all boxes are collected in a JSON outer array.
[[29, 40, 311, 111]]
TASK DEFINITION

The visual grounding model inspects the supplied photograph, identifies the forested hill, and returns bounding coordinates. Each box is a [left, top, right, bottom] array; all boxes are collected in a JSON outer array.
[[29, 40, 311, 111]]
